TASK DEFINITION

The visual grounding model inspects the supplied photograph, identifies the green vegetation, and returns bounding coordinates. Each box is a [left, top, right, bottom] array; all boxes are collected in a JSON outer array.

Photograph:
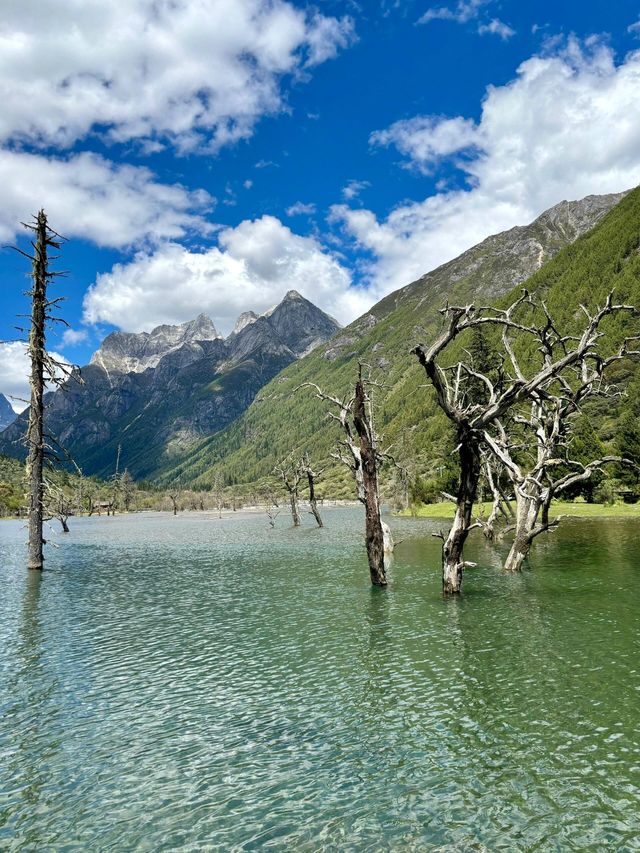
[[158, 187, 640, 510], [399, 500, 640, 520]]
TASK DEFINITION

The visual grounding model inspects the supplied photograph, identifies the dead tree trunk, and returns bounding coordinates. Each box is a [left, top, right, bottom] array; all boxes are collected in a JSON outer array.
[[299, 373, 393, 587], [353, 378, 387, 587], [301, 453, 323, 528], [441, 425, 481, 594], [25, 212, 52, 571], [289, 492, 300, 526], [503, 489, 540, 572], [275, 460, 302, 527]]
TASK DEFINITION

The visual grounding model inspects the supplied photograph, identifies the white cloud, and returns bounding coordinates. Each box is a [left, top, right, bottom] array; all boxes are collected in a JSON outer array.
[[0, 0, 355, 152], [332, 38, 640, 301], [0, 341, 70, 413], [305, 13, 357, 67], [342, 180, 371, 201], [417, 0, 489, 25], [62, 328, 89, 347], [82, 216, 369, 334], [628, 19, 640, 36], [286, 201, 317, 216], [478, 19, 515, 39], [370, 116, 479, 173], [0, 149, 213, 248], [243, 180, 254, 190]]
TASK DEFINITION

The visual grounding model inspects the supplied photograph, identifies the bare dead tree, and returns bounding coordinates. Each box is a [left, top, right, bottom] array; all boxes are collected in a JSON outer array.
[[11, 211, 77, 569], [168, 490, 180, 515], [263, 488, 281, 528], [274, 456, 303, 527], [45, 483, 72, 533], [482, 316, 640, 570], [412, 290, 637, 593], [299, 366, 389, 587], [300, 452, 323, 528], [478, 459, 509, 541]]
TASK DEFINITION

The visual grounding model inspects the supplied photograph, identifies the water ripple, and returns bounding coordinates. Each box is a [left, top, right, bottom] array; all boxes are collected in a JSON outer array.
[[1, 509, 639, 850]]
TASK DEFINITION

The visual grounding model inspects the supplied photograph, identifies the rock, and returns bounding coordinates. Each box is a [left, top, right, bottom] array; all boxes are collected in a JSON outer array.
[[0, 393, 16, 431]]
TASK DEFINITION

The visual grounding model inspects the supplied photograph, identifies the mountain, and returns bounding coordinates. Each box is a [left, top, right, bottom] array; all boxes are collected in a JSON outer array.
[[92, 313, 221, 374], [0, 291, 340, 478], [155, 190, 635, 494], [0, 394, 16, 431]]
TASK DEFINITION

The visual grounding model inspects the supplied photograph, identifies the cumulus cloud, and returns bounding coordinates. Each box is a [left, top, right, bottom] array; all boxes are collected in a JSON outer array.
[[0, 0, 355, 152], [82, 216, 369, 334], [0, 149, 213, 248], [0, 341, 70, 413], [333, 38, 640, 300], [628, 18, 640, 36], [370, 116, 479, 173]]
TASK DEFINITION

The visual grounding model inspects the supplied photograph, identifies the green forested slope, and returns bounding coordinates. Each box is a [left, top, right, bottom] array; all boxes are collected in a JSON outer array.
[[159, 188, 640, 497]]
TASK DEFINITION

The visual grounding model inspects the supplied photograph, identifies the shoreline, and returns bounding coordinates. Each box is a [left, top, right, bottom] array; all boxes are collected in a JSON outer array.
[[397, 501, 640, 520]]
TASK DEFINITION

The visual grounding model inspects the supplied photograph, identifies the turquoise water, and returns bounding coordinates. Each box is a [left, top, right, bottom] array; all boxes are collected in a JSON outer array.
[[1, 508, 639, 851]]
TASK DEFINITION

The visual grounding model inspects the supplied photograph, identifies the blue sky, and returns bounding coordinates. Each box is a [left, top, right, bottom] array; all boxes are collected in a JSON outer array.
[[2, 0, 640, 408]]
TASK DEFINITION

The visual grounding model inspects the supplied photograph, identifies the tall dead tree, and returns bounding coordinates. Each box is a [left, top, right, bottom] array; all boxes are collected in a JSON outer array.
[[274, 457, 303, 527], [300, 452, 323, 528], [15, 211, 72, 570], [300, 367, 388, 587], [412, 290, 636, 593]]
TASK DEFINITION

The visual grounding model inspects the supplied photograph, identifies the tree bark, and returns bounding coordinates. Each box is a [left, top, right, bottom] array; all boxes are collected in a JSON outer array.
[[442, 426, 481, 594], [289, 492, 300, 527], [26, 212, 48, 571], [354, 379, 387, 587], [306, 469, 323, 528], [503, 489, 541, 572]]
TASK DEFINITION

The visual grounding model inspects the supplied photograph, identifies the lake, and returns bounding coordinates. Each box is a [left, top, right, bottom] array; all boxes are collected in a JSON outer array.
[[1, 508, 639, 851]]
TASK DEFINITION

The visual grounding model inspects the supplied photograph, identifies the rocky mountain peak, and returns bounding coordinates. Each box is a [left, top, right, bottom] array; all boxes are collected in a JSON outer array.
[[0, 393, 16, 431], [265, 290, 341, 358], [91, 314, 221, 374], [233, 311, 258, 334]]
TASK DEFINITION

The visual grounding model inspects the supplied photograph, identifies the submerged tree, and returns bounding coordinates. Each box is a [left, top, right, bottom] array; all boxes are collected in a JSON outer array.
[[263, 488, 280, 528], [300, 366, 389, 587], [412, 290, 637, 593], [45, 484, 72, 533], [274, 457, 303, 527], [15, 212, 73, 570], [168, 489, 180, 515], [300, 452, 323, 528], [483, 312, 640, 571]]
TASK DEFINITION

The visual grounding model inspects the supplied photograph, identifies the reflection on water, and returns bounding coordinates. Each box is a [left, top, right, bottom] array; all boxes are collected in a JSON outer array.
[[1, 508, 639, 850]]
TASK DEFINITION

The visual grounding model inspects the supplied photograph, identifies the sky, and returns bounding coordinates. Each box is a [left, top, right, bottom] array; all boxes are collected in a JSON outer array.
[[2, 0, 640, 410]]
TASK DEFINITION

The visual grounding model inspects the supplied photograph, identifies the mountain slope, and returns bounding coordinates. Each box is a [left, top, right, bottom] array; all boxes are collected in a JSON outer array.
[[0, 291, 340, 478], [157, 190, 635, 494], [0, 394, 16, 432]]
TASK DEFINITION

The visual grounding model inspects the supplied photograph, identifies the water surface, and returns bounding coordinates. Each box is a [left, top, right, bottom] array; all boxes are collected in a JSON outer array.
[[1, 508, 639, 851]]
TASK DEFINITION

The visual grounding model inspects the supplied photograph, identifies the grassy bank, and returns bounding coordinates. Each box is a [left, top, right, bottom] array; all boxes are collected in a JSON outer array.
[[398, 501, 640, 520]]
